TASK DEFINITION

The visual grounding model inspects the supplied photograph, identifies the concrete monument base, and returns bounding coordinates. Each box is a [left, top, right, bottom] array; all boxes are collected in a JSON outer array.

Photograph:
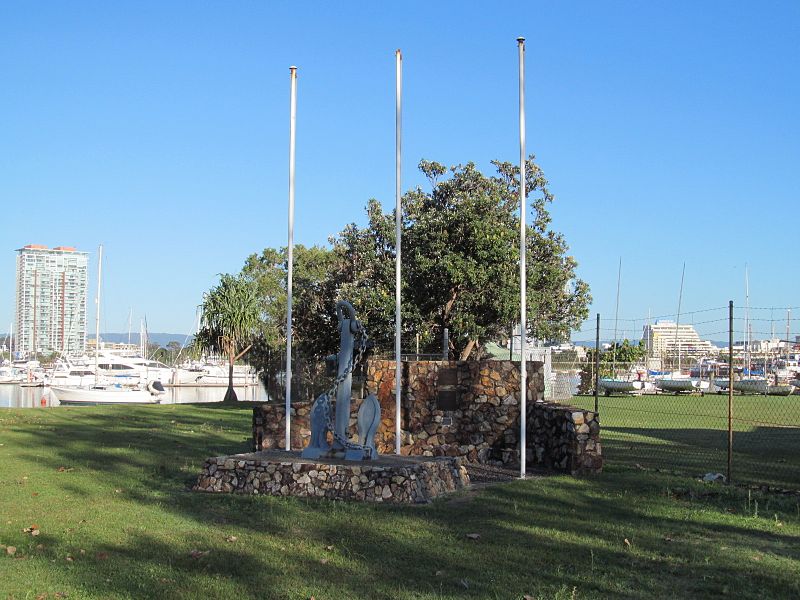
[[193, 450, 470, 503]]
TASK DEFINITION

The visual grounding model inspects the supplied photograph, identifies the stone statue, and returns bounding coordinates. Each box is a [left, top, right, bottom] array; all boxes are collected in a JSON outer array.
[[301, 301, 381, 461]]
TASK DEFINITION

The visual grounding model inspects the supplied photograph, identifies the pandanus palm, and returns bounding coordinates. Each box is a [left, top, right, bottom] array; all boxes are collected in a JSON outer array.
[[196, 274, 261, 403]]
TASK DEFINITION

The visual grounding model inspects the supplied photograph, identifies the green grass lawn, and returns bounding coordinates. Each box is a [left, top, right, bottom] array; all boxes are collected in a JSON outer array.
[[570, 393, 800, 489], [1, 405, 799, 599]]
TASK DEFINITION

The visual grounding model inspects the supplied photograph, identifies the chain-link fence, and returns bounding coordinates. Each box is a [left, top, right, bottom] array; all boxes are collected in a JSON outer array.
[[567, 305, 800, 490]]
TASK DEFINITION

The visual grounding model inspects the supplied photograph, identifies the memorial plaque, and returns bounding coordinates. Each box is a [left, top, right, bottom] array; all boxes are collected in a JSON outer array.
[[436, 367, 459, 411]]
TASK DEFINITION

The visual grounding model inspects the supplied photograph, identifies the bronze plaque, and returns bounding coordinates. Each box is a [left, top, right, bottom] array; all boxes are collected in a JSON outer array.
[[437, 390, 459, 411], [437, 367, 459, 410]]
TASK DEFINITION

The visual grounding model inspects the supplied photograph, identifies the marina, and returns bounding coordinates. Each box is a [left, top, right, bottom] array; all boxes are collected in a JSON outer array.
[[0, 382, 270, 409]]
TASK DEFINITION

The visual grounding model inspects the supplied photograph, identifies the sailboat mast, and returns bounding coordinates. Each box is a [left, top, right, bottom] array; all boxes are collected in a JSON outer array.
[[94, 245, 103, 378], [673, 262, 685, 375], [787, 309, 791, 364], [612, 257, 621, 376], [745, 264, 750, 374]]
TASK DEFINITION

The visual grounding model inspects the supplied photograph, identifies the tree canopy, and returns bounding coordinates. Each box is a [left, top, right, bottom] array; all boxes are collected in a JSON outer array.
[[231, 156, 590, 363]]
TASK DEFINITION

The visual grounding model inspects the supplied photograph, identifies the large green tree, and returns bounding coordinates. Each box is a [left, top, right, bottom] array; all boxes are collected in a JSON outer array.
[[195, 273, 261, 403], [326, 156, 591, 359], [230, 155, 590, 367]]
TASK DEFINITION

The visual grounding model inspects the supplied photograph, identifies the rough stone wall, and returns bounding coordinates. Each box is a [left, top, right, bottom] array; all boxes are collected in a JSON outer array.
[[528, 403, 602, 475], [194, 451, 470, 503], [252, 359, 602, 475], [367, 360, 545, 464]]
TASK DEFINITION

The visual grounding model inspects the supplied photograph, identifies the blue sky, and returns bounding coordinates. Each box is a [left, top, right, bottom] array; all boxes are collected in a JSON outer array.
[[2, 1, 798, 342]]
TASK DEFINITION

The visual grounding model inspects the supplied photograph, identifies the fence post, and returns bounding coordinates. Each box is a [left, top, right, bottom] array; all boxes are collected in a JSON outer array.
[[594, 313, 600, 413], [728, 300, 734, 485]]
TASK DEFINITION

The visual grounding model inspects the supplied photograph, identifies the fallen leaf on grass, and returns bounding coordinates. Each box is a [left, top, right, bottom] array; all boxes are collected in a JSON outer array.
[[465, 533, 481, 540], [66, 555, 74, 562], [663, 536, 673, 543], [434, 570, 444, 577], [6, 546, 16, 556], [225, 536, 238, 543], [36, 544, 45, 551], [23, 525, 40, 536], [31, 492, 39, 497], [57, 466, 74, 473], [55, 593, 67, 599], [189, 550, 209, 559], [752, 555, 762, 562], [319, 558, 328, 565], [324, 545, 334, 551], [623, 538, 631, 548]]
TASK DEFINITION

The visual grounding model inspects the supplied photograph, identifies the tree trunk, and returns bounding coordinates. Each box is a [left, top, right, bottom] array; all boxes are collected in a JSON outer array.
[[460, 338, 478, 361], [223, 358, 238, 404]]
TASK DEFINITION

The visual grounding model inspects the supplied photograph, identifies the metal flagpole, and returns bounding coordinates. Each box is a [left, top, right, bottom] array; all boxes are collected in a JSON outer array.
[[517, 37, 527, 479], [95, 245, 103, 378], [285, 66, 297, 451], [395, 49, 403, 455]]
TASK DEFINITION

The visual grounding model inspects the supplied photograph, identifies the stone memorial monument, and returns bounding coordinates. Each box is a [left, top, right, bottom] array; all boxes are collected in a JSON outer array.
[[194, 300, 470, 503]]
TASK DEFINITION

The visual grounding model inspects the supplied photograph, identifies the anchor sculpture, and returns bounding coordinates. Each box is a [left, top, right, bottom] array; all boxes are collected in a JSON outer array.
[[301, 301, 381, 461]]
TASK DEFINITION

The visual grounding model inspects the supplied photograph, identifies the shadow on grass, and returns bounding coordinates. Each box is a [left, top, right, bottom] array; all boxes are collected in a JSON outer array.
[[598, 425, 800, 489], [4, 404, 800, 599]]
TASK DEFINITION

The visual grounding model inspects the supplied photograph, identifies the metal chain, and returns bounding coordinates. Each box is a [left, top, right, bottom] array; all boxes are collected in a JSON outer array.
[[320, 321, 373, 458]]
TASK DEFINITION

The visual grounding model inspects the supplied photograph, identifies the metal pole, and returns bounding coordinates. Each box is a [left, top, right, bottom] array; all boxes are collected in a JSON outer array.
[[612, 258, 621, 376], [517, 36, 527, 479], [728, 300, 733, 484], [285, 66, 297, 452], [95, 245, 103, 379], [594, 313, 600, 413], [394, 49, 403, 456]]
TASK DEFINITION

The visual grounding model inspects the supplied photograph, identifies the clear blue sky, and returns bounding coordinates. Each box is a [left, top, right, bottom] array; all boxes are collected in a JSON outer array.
[[2, 1, 798, 341]]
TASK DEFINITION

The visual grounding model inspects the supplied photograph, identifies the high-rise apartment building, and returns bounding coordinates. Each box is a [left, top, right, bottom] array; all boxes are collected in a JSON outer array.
[[641, 320, 716, 359], [14, 244, 89, 355]]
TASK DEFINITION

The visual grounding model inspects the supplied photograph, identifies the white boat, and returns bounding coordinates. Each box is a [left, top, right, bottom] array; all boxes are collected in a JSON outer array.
[[599, 378, 643, 394], [656, 378, 698, 393], [732, 378, 795, 396], [713, 378, 731, 391], [47, 357, 96, 387], [655, 373, 711, 393], [169, 362, 258, 387], [51, 382, 163, 404], [0, 366, 23, 384]]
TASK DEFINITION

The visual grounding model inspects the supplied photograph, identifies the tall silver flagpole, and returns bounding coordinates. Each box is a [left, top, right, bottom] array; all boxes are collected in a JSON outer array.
[[517, 37, 527, 480], [285, 66, 297, 451], [394, 49, 403, 455]]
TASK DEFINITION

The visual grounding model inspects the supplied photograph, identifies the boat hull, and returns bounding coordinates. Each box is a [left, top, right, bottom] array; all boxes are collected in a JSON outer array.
[[732, 379, 795, 396], [51, 386, 161, 404], [599, 379, 643, 393]]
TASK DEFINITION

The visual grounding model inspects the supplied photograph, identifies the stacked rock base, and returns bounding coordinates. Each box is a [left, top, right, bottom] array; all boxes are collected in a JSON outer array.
[[193, 450, 470, 503]]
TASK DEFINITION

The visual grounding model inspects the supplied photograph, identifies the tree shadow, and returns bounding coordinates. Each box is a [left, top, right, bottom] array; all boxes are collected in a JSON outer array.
[[4, 404, 800, 599], [599, 425, 800, 489]]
